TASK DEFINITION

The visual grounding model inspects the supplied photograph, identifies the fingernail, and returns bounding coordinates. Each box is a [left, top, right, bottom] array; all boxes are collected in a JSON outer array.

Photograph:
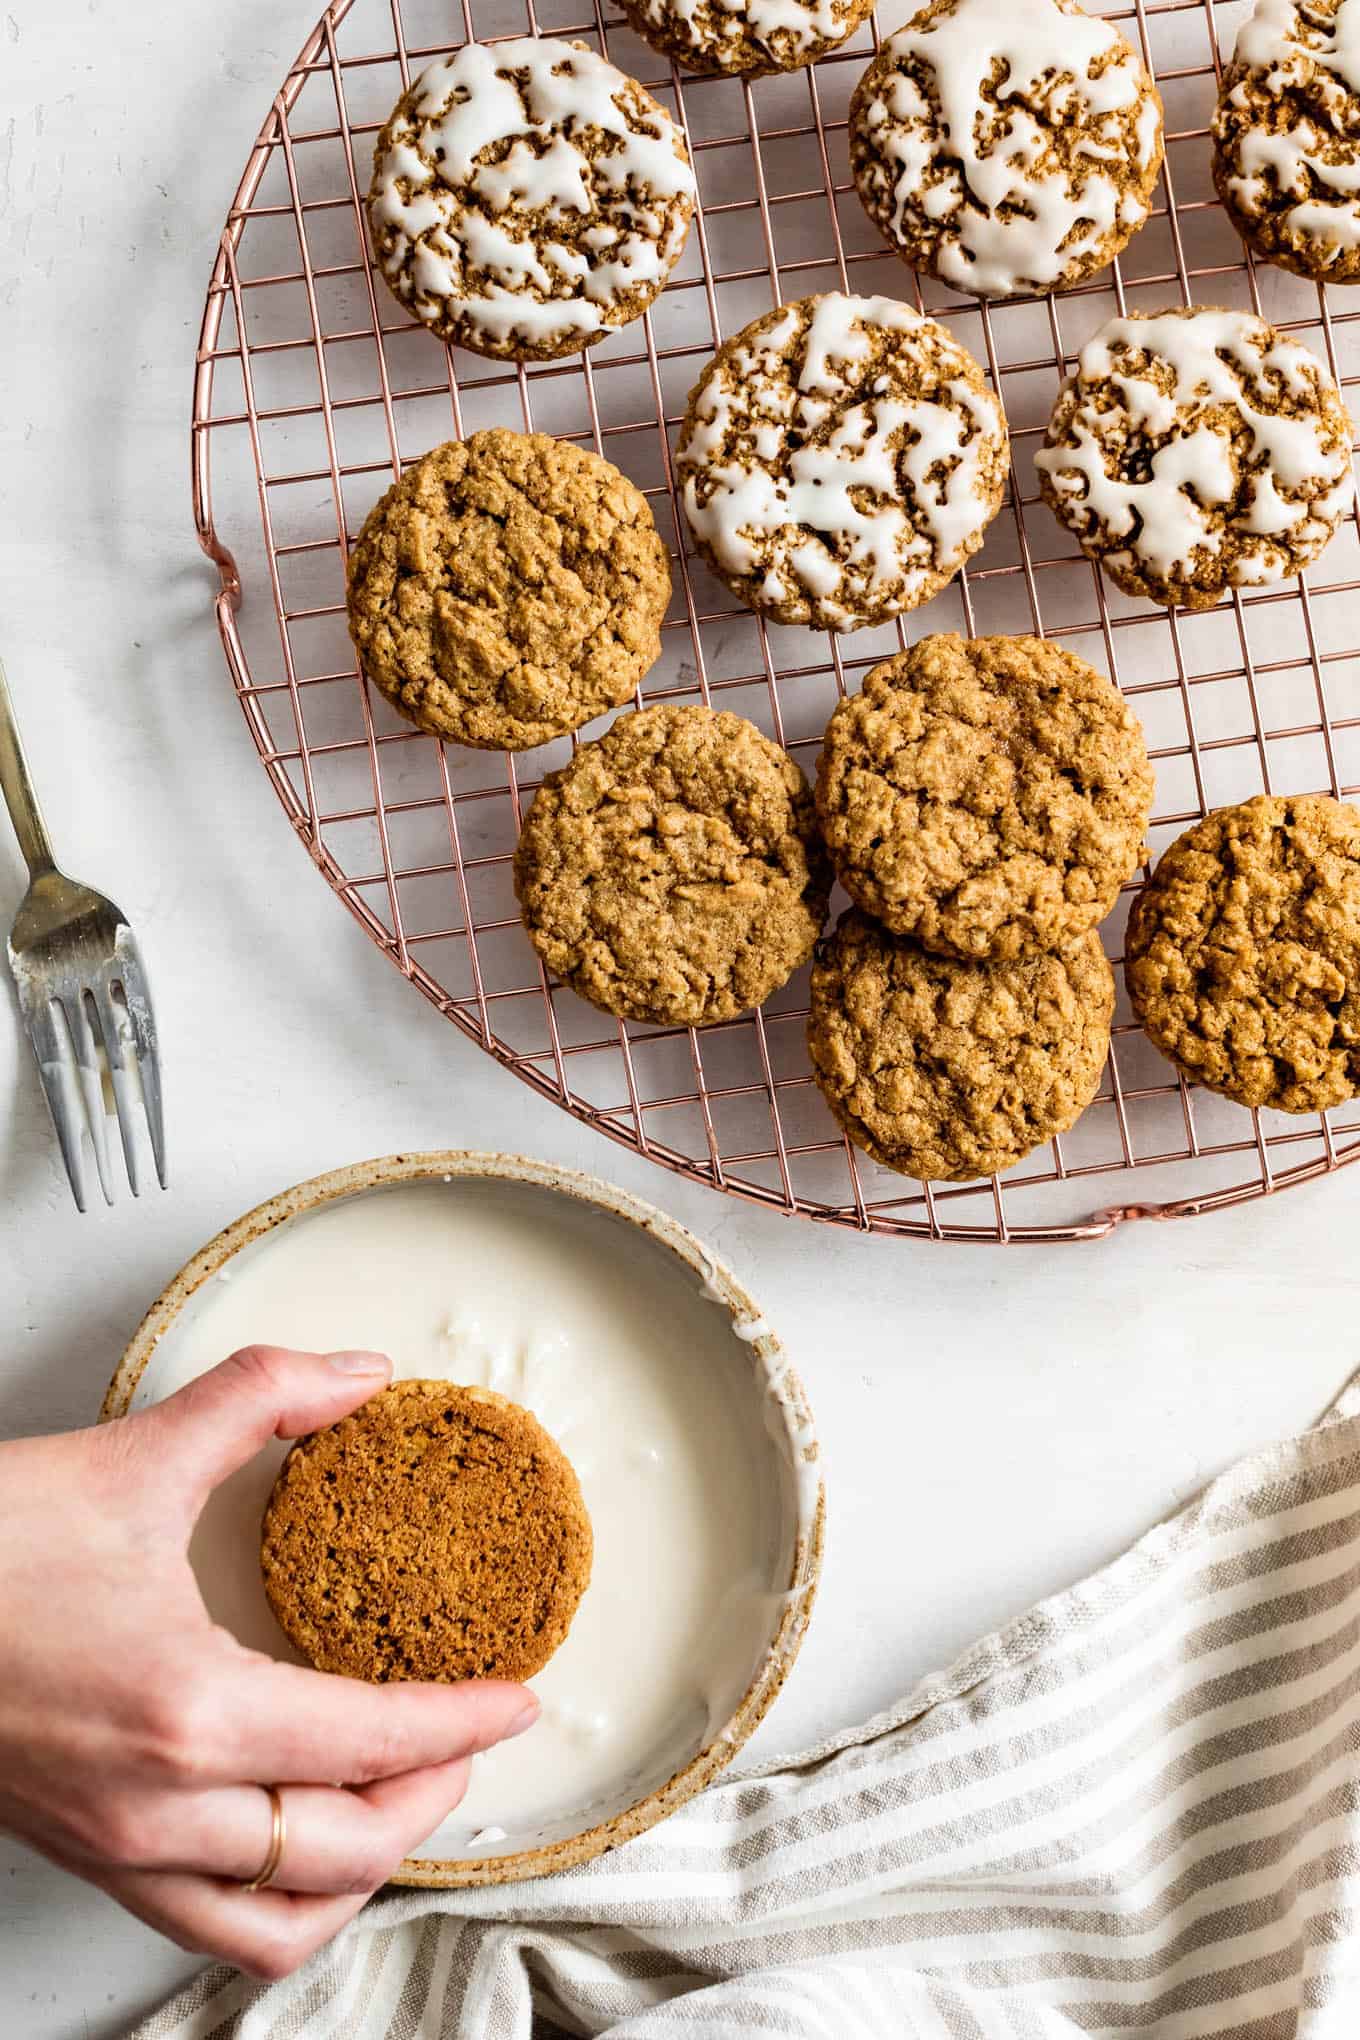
[[506, 1698, 540, 1739], [327, 1350, 392, 1375]]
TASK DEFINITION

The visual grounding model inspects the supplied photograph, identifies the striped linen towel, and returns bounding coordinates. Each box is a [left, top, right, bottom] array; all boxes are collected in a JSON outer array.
[[134, 1370, 1360, 2040]]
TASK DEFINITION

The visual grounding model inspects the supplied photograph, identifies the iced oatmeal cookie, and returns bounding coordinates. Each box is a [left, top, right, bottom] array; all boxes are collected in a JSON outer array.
[[807, 912, 1114, 1179], [850, 0, 1164, 300], [618, 0, 874, 75], [514, 703, 830, 1026], [1213, 0, 1360, 283], [676, 293, 1008, 632], [816, 633, 1153, 960], [1126, 793, 1360, 1112], [367, 38, 695, 361], [1035, 307, 1354, 610], [346, 432, 670, 751], [261, 1380, 593, 1685]]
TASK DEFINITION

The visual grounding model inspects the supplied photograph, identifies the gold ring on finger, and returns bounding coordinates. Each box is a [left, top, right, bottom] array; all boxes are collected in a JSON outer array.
[[242, 1784, 286, 1892]]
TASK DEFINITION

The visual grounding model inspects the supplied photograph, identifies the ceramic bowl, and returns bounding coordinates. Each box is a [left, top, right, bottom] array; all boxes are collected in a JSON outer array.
[[103, 1151, 823, 1885]]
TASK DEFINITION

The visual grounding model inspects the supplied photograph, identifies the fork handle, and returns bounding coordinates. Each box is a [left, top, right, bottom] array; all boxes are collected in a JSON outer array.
[[0, 655, 56, 878]]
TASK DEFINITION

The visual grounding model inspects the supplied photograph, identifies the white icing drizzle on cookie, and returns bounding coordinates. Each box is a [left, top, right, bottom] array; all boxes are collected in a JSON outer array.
[[1237, 0, 1360, 92], [677, 294, 1005, 632], [1223, 0, 1360, 260], [1035, 309, 1353, 596], [370, 38, 695, 353], [859, 0, 1162, 297], [633, 0, 857, 66]]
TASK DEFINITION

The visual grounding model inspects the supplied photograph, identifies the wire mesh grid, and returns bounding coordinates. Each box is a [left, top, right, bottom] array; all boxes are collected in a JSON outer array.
[[192, 0, 1360, 1242]]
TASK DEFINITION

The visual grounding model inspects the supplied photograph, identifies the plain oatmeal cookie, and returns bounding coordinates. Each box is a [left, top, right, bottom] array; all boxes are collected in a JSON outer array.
[[1035, 307, 1354, 610], [1213, 0, 1360, 284], [513, 703, 830, 1026], [367, 38, 695, 361], [1125, 794, 1360, 1113], [346, 431, 670, 751], [261, 1380, 593, 1685], [850, 0, 1164, 300], [807, 912, 1114, 1180], [815, 633, 1153, 961], [676, 293, 1008, 632], [617, 0, 874, 76]]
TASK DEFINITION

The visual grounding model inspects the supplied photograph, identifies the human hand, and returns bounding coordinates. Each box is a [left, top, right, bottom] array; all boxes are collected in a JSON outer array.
[[0, 1345, 537, 1977]]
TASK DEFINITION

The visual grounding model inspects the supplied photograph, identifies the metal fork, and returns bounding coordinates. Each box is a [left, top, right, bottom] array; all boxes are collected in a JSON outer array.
[[1, 655, 165, 1209]]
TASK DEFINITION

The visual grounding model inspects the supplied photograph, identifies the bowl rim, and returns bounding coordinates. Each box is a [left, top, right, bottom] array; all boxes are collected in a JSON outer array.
[[102, 1148, 825, 1887]]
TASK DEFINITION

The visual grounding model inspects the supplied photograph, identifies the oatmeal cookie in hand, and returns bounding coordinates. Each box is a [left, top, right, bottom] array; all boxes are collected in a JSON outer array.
[[367, 38, 695, 361], [346, 431, 670, 751], [816, 634, 1153, 961], [1126, 793, 1360, 1113], [1036, 307, 1354, 610], [808, 912, 1114, 1180], [676, 293, 1007, 633], [850, 0, 1164, 300], [1213, 0, 1360, 284], [261, 1380, 593, 1685], [514, 703, 830, 1027]]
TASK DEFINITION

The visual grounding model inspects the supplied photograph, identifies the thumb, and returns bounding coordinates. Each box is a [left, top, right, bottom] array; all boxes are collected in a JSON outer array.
[[131, 1345, 393, 1512]]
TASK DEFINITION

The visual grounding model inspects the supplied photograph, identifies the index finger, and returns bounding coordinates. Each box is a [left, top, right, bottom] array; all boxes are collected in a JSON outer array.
[[225, 1656, 539, 1785]]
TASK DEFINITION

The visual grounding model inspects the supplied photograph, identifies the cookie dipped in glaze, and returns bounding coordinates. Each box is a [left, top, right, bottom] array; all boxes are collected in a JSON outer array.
[[1213, 0, 1360, 283], [850, 0, 1164, 300], [1036, 307, 1354, 609], [618, 0, 875, 76], [368, 39, 695, 361], [676, 293, 1007, 632]]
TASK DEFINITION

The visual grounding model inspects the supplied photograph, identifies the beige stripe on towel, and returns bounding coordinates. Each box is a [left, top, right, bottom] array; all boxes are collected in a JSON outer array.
[[131, 1374, 1360, 2040]]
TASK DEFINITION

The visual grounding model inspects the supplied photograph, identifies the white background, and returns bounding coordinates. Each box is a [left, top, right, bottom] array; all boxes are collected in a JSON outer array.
[[1, 2, 1357, 2034]]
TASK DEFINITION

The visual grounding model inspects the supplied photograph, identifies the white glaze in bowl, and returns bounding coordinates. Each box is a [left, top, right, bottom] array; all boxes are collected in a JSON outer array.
[[103, 1153, 823, 1885]]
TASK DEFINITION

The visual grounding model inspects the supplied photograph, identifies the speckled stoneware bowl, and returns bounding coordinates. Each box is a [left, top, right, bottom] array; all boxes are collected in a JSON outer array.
[[102, 1151, 824, 1887]]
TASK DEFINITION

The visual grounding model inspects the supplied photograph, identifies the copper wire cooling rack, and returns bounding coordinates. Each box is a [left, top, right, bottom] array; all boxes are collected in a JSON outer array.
[[192, 0, 1360, 1242]]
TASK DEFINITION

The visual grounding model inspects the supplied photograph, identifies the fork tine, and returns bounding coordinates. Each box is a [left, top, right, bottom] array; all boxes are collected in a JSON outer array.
[[62, 993, 115, 1207], [18, 993, 90, 1213], [89, 984, 141, 1197], [111, 933, 166, 1189]]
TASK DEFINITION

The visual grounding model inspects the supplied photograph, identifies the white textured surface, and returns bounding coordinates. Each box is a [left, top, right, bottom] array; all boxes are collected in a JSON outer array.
[[0, 2, 1356, 2035]]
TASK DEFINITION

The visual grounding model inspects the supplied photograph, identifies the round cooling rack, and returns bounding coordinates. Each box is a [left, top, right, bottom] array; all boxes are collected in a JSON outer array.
[[192, 0, 1360, 1243]]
